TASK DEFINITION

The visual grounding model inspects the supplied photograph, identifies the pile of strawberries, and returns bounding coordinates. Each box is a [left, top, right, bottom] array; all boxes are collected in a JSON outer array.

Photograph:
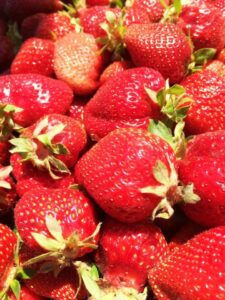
[[0, 0, 225, 299]]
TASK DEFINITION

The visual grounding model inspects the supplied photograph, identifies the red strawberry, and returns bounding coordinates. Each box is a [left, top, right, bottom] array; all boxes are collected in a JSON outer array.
[[180, 69, 225, 135], [0, 224, 17, 293], [86, 0, 110, 5], [204, 60, 225, 78], [68, 97, 87, 122], [124, 6, 151, 26], [125, 23, 192, 84], [75, 128, 196, 223], [10, 114, 87, 175], [35, 12, 77, 41], [213, 0, 225, 17], [54, 31, 104, 95], [0, 165, 17, 215], [20, 13, 46, 40], [0, 36, 14, 71], [178, 0, 225, 51], [149, 226, 225, 299], [179, 131, 225, 228], [100, 60, 131, 84], [4, 0, 63, 21], [94, 218, 168, 296], [84, 67, 165, 140], [129, 0, 169, 22], [15, 188, 99, 258], [0, 74, 73, 127], [9, 285, 45, 300], [218, 48, 225, 64], [11, 38, 54, 76]]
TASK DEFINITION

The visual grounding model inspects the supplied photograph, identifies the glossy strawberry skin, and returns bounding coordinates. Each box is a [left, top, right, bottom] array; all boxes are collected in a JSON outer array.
[[204, 60, 225, 78], [0, 74, 73, 127], [15, 188, 99, 255], [21, 114, 87, 169], [132, 0, 168, 22], [179, 131, 225, 228], [54, 31, 104, 95], [35, 12, 76, 41], [125, 23, 192, 84], [84, 67, 165, 140], [86, 0, 110, 5], [100, 61, 131, 85], [11, 38, 54, 76], [0, 224, 17, 290], [96, 218, 168, 292], [68, 98, 87, 122], [149, 226, 225, 300], [0, 141, 10, 165], [178, 1, 225, 51], [181, 70, 225, 135], [75, 128, 178, 223], [9, 285, 45, 300]]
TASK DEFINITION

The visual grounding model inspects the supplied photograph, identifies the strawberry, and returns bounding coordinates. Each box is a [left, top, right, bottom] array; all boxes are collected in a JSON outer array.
[[68, 97, 87, 122], [204, 60, 225, 78], [0, 224, 17, 295], [15, 188, 99, 259], [179, 130, 225, 228], [54, 31, 104, 95], [93, 218, 168, 297], [75, 128, 197, 223], [9, 285, 45, 300], [149, 226, 225, 299], [86, 0, 111, 5], [124, 6, 151, 26], [125, 23, 192, 84], [20, 13, 46, 40], [178, 0, 225, 51], [0, 36, 14, 71], [0, 165, 17, 215], [11, 38, 55, 76], [4, 0, 63, 22], [0, 74, 73, 127], [218, 48, 225, 64], [128, 0, 169, 22], [99, 60, 131, 84], [35, 12, 77, 41], [180, 69, 225, 135], [84, 67, 165, 140], [10, 114, 87, 177], [213, 0, 225, 17]]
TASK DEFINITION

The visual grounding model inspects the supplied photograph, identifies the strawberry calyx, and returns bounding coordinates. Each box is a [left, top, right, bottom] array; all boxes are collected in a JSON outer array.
[[61, 0, 86, 15], [0, 104, 23, 141], [188, 48, 217, 73], [75, 262, 148, 300], [0, 166, 13, 190], [140, 157, 200, 220], [160, 0, 182, 23], [23, 216, 101, 273], [10, 117, 71, 179]]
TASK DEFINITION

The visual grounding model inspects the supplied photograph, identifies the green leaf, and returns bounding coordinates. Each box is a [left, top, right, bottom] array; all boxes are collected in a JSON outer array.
[[182, 183, 201, 204], [105, 11, 116, 24], [9, 137, 33, 153], [0, 180, 11, 189], [173, 0, 182, 14], [18, 267, 36, 279], [90, 265, 99, 280], [140, 185, 168, 197], [148, 120, 173, 146], [33, 117, 48, 136], [48, 156, 71, 174], [45, 215, 64, 243], [167, 84, 185, 95], [80, 268, 102, 299], [10, 279, 21, 300], [31, 232, 63, 251], [3, 104, 23, 113], [153, 160, 170, 185], [159, 0, 168, 9], [152, 198, 174, 220], [144, 87, 158, 104], [193, 48, 217, 64]]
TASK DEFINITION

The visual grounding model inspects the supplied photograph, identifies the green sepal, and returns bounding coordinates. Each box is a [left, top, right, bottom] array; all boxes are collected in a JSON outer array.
[[17, 267, 36, 280], [173, 0, 182, 14], [153, 160, 170, 186], [181, 183, 201, 204], [189, 48, 217, 73], [7, 22, 22, 54], [45, 215, 64, 243], [111, 0, 126, 8], [31, 232, 63, 252], [152, 198, 174, 220], [10, 137, 33, 154], [9, 279, 21, 300]]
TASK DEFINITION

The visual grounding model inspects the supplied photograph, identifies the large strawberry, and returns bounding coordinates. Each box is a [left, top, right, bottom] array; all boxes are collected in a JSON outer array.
[[91, 218, 168, 298], [180, 69, 225, 135], [75, 128, 198, 223], [54, 31, 104, 95], [124, 23, 192, 84], [20, 13, 46, 40], [179, 131, 225, 228], [84, 67, 165, 140], [11, 38, 54, 76], [99, 60, 131, 84], [9, 285, 45, 300], [178, 0, 225, 51], [0, 74, 73, 127], [10, 114, 87, 178], [149, 226, 225, 299], [15, 188, 99, 263]]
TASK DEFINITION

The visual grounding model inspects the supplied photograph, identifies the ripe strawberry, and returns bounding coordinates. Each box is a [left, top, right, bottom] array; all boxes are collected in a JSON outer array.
[[125, 23, 192, 84], [149, 226, 225, 299], [0, 165, 17, 215], [20, 13, 46, 40], [9, 285, 45, 300], [11, 38, 54, 76], [54, 31, 104, 95], [15, 188, 99, 258], [10, 114, 87, 176], [84, 67, 165, 140], [180, 70, 225, 135], [218, 48, 225, 64], [87, 0, 111, 5], [204, 60, 225, 78], [178, 0, 225, 51], [35, 12, 77, 41], [0, 224, 17, 292], [4, 0, 63, 21], [94, 218, 168, 296], [0, 74, 73, 127], [129, 0, 169, 22], [100, 60, 131, 84], [213, 0, 225, 17], [68, 97, 87, 122], [179, 131, 225, 228], [124, 6, 151, 26], [75, 128, 196, 223]]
